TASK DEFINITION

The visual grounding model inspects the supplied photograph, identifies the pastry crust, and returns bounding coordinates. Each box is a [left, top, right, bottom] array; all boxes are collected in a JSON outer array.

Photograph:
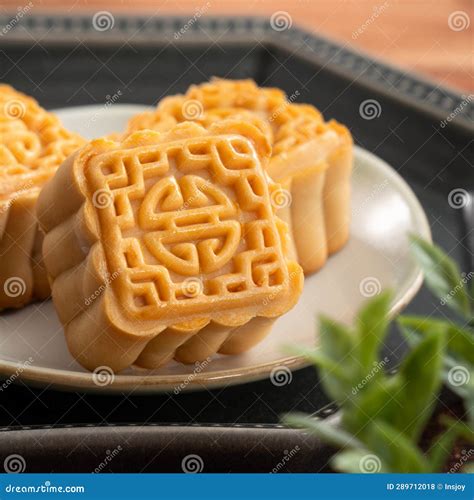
[[126, 79, 353, 274], [37, 122, 303, 372], [0, 85, 84, 309]]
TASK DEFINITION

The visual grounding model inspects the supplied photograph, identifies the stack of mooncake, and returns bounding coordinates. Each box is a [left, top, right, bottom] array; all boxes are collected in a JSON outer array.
[[0, 85, 84, 309], [1, 79, 353, 373]]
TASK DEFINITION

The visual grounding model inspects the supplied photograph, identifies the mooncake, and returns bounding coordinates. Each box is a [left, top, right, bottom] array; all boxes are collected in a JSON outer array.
[[0, 85, 84, 309], [37, 121, 303, 372], [126, 79, 353, 274]]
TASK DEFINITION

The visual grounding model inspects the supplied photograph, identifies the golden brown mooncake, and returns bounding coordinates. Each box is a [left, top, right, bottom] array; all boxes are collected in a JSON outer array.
[[126, 79, 353, 274], [0, 85, 85, 309], [37, 121, 303, 372]]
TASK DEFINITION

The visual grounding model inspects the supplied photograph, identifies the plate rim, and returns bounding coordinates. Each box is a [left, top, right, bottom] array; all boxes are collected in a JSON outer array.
[[0, 107, 431, 394]]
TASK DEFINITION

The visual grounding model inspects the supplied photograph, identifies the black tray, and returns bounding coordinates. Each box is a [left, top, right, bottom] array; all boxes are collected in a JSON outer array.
[[0, 14, 472, 472], [0, 422, 336, 473]]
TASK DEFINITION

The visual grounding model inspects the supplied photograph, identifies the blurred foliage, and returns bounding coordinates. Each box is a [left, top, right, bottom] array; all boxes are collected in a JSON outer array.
[[284, 237, 473, 473]]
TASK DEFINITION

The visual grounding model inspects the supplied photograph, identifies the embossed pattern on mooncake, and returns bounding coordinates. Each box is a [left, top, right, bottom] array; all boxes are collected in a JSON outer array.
[[87, 129, 292, 321], [0, 85, 85, 309], [37, 122, 303, 372]]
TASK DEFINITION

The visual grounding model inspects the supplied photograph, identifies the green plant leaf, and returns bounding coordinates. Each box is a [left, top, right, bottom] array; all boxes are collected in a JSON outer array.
[[284, 345, 352, 402], [399, 314, 474, 427], [466, 385, 474, 429], [409, 235, 471, 318], [282, 413, 362, 449], [398, 315, 474, 364], [443, 375, 474, 429], [429, 417, 474, 472], [348, 345, 453, 444], [462, 463, 474, 473], [356, 291, 392, 375], [342, 376, 402, 439], [284, 345, 351, 381], [319, 316, 355, 363], [317, 317, 358, 403], [392, 331, 445, 441], [439, 415, 474, 438], [364, 420, 429, 473]]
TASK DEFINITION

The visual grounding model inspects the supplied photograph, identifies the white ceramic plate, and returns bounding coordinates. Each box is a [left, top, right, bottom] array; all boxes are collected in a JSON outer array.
[[0, 105, 431, 394]]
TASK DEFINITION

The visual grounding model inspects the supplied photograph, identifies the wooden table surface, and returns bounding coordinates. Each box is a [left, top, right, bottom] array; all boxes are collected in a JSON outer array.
[[1, 0, 472, 92]]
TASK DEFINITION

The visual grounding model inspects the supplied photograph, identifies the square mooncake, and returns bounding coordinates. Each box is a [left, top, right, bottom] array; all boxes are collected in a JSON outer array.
[[126, 79, 353, 274], [37, 121, 303, 372], [0, 85, 84, 309]]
